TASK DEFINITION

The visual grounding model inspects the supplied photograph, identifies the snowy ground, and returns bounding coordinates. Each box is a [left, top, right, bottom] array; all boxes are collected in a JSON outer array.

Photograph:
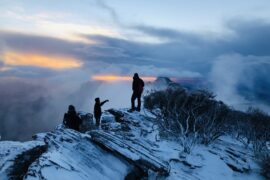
[[95, 109, 264, 180], [26, 127, 131, 180], [0, 108, 265, 179], [0, 141, 46, 179]]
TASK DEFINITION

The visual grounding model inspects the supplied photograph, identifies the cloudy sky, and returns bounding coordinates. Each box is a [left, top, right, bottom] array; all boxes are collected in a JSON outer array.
[[1, 0, 270, 140]]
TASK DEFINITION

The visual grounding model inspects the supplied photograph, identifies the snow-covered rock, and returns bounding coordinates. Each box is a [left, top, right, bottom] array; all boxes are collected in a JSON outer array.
[[25, 128, 132, 180], [0, 108, 265, 179], [0, 141, 46, 179], [93, 109, 264, 180]]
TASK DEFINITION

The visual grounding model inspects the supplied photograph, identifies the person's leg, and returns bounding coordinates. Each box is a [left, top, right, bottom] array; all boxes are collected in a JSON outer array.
[[137, 93, 142, 111], [131, 92, 136, 110], [95, 116, 100, 126]]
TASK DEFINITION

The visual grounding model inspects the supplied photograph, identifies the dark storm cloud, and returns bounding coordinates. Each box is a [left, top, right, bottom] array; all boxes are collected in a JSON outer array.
[[82, 35, 162, 64], [226, 19, 270, 56], [0, 31, 85, 57], [134, 25, 204, 43], [1, 19, 270, 111], [1, 19, 270, 68], [239, 61, 270, 104], [135, 19, 270, 57], [0, 31, 158, 69]]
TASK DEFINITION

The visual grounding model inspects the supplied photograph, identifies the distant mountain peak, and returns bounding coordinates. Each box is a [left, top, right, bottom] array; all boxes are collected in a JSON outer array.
[[155, 76, 173, 84]]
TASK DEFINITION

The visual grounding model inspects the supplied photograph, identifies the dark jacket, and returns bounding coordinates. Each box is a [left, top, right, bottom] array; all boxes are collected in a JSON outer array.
[[63, 110, 82, 131], [94, 101, 107, 118], [132, 77, 144, 93]]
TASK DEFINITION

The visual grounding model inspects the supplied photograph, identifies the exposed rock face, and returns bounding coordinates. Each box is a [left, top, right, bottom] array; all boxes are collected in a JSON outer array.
[[0, 109, 265, 179], [78, 112, 95, 132], [89, 130, 170, 176]]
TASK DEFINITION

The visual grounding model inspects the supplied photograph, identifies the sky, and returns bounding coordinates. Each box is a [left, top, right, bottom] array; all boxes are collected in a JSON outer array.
[[1, 0, 270, 140]]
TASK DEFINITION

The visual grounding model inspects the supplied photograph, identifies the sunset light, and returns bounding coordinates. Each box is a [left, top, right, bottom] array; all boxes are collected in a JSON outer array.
[[92, 75, 156, 82], [3, 52, 82, 70]]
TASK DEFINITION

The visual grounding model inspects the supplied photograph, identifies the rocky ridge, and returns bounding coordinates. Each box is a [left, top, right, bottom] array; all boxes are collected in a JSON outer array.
[[0, 108, 264, 179]]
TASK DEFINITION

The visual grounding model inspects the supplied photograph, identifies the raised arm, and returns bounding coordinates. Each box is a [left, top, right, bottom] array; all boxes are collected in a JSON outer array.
[[100, 100, 109, 106]]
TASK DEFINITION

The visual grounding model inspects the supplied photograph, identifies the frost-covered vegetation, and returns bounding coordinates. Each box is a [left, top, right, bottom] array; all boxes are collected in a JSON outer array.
[[144, 87, 270, 178]]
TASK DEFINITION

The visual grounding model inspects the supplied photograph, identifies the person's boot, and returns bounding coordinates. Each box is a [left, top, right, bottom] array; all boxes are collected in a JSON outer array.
[[135, 107, 140, 112], [128, 108, 135, 112]]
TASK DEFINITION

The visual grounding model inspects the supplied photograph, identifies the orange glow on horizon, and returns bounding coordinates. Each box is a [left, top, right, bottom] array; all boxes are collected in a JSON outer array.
[[92, 75, 156, 82], [3, 52, 82, 70]]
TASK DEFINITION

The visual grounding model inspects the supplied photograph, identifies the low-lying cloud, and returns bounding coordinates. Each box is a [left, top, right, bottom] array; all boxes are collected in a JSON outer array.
[[0, 77, 98, 141], [210, 54, 270, 112], [0, 79, 57, 141]]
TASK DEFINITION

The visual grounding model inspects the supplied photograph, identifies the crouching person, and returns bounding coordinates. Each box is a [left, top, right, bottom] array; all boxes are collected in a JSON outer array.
[[63, 105, 82, 131]]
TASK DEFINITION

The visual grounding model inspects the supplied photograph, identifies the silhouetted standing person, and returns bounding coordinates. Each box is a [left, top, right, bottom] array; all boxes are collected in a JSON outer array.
[[94, 98, 109, 127], [130, 73, 144, 112], [63, 105, 82, 131]]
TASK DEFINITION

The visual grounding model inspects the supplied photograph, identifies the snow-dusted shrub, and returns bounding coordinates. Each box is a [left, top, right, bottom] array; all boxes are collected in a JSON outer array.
[[231, 108, 270, 154], [228, 108, 270, 177], [246, 108, 270, 156], [230, 110, 253, 147], [144, 88, 230, 152], [261, 153, 270, 179], [247, 108, 270, 179], [196, 101, 229, 145], [145, 86, 270, 175]]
